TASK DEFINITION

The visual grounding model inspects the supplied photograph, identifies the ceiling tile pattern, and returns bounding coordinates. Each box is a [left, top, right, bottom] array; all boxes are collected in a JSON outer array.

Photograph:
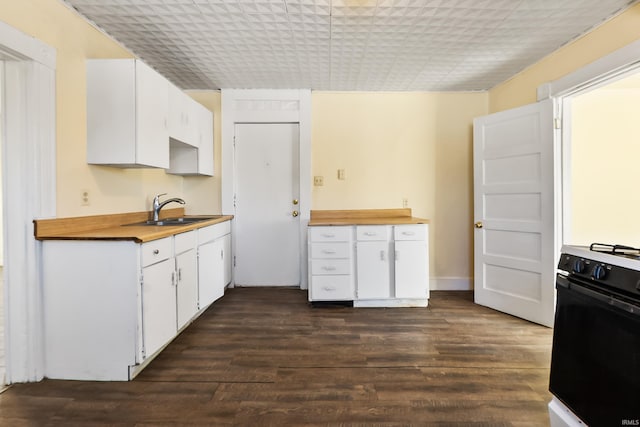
[[62, 0, 636, 91]]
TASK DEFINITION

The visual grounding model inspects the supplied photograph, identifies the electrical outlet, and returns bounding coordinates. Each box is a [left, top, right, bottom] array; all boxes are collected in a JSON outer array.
[[402, 197, 408, 208], [314, 176, 324, 186], [81, 189, 90, 206]]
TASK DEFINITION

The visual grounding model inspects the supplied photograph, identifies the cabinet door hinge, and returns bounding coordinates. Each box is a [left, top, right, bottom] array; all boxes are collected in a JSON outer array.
[[554, 117, 562, 129], [233, 194, 237, 209], [233, 255, 236, 267]]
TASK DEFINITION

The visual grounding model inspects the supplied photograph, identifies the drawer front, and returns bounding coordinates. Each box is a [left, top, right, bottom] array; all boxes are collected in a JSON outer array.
[[142, 237, 173, 267], [311, 259, 351, 275], [311, 275, 354, 301], [309, 226, 352, 242], [174, 230, 197, 254], [356, 225, 390, 241], [198, 221, 231, 244], [394, 224, 427, 241], [310, 242, 351, 259]]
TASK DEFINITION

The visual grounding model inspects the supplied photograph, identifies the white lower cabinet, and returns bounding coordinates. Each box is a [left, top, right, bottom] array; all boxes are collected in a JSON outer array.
[[394, 225, 430, 299], [308, 224, 429, 307], [175, 231, 199, 330], [356, 226, 392, 299], [308, 226, 355, 301], [198, 221, 232, 308], [141, 256, 177, 358], [42, 221, 232, 381]]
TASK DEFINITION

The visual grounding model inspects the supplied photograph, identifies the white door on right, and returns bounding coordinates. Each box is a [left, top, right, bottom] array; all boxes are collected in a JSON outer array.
[[473, 99, 556, 327]]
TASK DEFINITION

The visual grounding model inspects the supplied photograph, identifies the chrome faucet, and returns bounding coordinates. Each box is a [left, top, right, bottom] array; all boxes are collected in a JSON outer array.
[[152, 193, 186, 222]]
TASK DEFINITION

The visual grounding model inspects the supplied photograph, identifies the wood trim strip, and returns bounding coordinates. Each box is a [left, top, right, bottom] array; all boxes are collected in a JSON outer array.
[[310, 208, 412, 220], [34, 207, 185, 238]]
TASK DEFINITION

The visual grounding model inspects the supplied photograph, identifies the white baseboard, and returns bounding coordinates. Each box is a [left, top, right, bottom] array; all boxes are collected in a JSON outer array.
[[431, 277, 473, 291]]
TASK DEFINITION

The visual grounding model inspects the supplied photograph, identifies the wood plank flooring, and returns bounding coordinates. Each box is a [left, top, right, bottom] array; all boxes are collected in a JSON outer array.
[[0, 288, 554, 426]]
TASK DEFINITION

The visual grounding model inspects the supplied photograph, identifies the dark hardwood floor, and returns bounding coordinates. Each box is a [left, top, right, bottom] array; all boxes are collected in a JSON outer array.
[[0, 288, 553, 426]]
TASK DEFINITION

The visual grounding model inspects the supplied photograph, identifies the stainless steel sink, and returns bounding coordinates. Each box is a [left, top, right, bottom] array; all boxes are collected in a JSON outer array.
[[124, 215, 223, 226]]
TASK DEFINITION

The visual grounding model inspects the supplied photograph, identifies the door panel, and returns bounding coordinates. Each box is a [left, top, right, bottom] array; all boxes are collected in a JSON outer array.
[[395, 240, 429, 299], [234, 123, 300, 286], [356, 241, 391, 299], [142, 259, 176, 358], [473, 99, 556, 327], [176, 249, 198, 329]]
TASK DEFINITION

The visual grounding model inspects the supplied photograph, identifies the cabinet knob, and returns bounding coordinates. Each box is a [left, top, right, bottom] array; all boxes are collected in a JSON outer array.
[[153, 249, 160, 254], [293, 199, 299, 205], [292, 210, 299, 217], [474, 222, 483, 229]]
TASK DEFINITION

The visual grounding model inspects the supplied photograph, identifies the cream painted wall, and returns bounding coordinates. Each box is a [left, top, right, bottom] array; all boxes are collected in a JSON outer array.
[[0, 0, 220, 218], [312, 92, 488, 284], [569, 86, 640, 246], [489, 3, 640, 112]]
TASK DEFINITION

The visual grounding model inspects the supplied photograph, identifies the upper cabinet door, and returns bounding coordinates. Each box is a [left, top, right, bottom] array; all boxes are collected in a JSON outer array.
[[86, 59, 169, 169], [134, 60, 169, 168], [196, 102, 214, 176], [168, 83, 197, 147]]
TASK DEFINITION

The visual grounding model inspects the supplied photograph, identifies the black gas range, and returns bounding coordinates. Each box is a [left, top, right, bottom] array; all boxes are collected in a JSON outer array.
[[550, 244, 640, 426]]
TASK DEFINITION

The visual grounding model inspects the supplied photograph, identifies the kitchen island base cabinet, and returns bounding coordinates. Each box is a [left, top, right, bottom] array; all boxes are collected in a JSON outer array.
[[308, 223, 429, 307]]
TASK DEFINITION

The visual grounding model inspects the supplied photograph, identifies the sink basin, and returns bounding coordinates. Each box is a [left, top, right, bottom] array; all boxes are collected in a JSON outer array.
[[125, 215, 224, 226]]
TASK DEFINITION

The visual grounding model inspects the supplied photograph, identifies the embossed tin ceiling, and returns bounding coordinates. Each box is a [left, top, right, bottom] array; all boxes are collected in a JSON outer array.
[[62, 0, 637, 91]]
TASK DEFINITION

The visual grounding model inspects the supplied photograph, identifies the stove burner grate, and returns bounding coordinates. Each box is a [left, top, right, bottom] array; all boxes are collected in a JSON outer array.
[[590, 243, 640, 257]]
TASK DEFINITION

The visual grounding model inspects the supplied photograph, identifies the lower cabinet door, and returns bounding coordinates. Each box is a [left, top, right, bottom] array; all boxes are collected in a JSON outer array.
[[198, 239, 224, 308], [222, 234, 232, 286], [142, 259, 177, 358], [395, 240, 429, 298], [356, 241, 392, 299], [176, 249, 198, 329]]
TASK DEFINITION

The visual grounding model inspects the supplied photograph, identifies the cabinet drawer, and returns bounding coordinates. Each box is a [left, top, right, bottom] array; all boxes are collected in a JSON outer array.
[[311, 275, 354, 301], [310, 242, 351, 259], [311, 259, 351, 275], [394, 224, 427, 241], [142, 237, 173, 267], [356, 226, 390, 241], [309, 226, 352, 242], [198, 221, 231, 244], [174, 230, 197, 254]]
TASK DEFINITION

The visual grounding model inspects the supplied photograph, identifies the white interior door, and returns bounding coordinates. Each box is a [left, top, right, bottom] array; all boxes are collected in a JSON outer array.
[[473, 99, 556, 327], [234, 123, 300, 286]]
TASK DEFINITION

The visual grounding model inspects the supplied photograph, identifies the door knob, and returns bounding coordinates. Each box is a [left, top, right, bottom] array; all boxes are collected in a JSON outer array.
[[292, 210, 299, 217], [293, 199, 299, 205], [474, 222, 483, 229]]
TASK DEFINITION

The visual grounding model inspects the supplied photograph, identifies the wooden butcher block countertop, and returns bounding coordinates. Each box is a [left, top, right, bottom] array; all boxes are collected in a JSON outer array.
[[34, 208, 233, 243], [308, 208, 429, 226]]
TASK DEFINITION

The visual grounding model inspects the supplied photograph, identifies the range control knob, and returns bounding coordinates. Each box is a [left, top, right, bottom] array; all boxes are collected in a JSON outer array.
[[592, 265, 607, 280], [573, 259, 586, 274]]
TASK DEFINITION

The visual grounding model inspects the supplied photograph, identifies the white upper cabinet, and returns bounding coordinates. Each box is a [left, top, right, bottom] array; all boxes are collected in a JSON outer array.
[[196, 101, 214, 176], [168, 83, 197, 147], [86, 59, 169, 168], [166, 89, 214, 176]]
